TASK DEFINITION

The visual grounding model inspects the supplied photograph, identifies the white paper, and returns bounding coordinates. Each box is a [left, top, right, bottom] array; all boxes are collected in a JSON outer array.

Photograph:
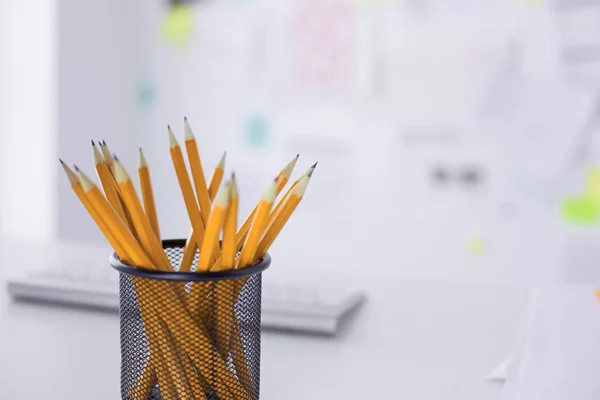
[[487, 353, 515, 382], [504, 285, 600, 400]]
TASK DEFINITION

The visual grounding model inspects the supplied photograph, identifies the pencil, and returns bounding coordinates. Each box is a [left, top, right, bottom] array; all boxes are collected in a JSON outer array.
[[180, 150, 226, 272], [195, 184, 230, 273], [256, 172, 312, 259], [99, 140, 117, 173], [208, 151, 226, 201], [184, 118, 212, 224], [269, 162, 316, 223], [209, 155, 298, 271], [221, 175, 238, 270], [192, 183, 231, 356], [214, 178, 238, 352], [189, 183, 231, 319], [236, 178, 278, 268], [179, 229, 197, 272], [138, 148, 161, 239], [93, 141, 129, 223], [168, 127, 207, 270], [235, 155, 298, 251], [113, 158, 175, 274]]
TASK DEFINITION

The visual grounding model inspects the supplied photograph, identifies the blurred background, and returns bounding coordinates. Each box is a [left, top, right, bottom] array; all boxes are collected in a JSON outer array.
[[3, 0, 600, 281], [5, 0, 600, 399]]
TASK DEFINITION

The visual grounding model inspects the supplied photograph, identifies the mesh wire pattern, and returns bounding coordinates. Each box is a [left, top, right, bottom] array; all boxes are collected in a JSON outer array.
[[113, 241, 266, 400]]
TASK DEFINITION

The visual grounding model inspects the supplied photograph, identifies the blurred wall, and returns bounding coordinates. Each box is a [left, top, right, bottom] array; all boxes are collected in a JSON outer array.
[[55, 0, 144, 242], [0, 0, 57, 242]]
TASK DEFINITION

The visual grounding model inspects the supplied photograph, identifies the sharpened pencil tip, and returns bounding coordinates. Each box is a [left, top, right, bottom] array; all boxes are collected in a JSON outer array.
[[296, 153, 300, 159], [73, 165, 80, 171], [311, 161, 318, 169], [168, 126, 179, 148], [184, 118, 195, 140], [59, 158, 65, 164], [91, 139, 95, 146], [113, 154, 119, 162], [184, 116, 188, 121], [231, 172, 236, 179], [216, 151, 226, 169], [101, 140, 106, 146]]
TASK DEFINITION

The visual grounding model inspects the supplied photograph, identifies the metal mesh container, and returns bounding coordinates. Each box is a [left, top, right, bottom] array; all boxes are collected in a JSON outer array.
[[110, 239, 271, 400]]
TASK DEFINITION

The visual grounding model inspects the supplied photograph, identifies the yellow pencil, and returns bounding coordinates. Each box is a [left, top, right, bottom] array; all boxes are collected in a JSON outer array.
[[210, 155, 298, 271], [138, 148, 161, 239], [221, 175, 238, 270], [235, 155, 298, 252], [190, 184, 230, 350], [99, 140, 117, 174], [256, 172, 312, 260], [196, 184, 230, 273], [93, 141, 129, 223], [180, 149, 226, 271], [237, 178, 278, 268], [168, 127, 207, 270], [269, 162, 316, 224], [113, 159, 173, 271], [191, 182, 230, 315], [184, 118, 212, 224], [208, 151, 226, 201]]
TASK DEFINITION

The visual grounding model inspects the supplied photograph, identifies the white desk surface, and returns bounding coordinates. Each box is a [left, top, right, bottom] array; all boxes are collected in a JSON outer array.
[[0, 253, 529, 400]]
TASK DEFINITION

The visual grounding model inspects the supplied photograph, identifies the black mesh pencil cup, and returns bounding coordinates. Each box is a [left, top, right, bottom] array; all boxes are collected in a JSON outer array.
[[110, 239, 271, 400]]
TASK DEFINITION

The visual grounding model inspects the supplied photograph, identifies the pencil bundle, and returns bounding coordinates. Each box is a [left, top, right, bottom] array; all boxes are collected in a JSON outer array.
[[60, 119, 315, 400]]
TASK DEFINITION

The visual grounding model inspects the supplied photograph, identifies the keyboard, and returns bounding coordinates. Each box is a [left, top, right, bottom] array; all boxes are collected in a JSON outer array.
[[6, 264, 365, 336]]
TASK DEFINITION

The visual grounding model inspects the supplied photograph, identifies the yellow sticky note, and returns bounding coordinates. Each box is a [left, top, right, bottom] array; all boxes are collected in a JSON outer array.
[[161, 4, 194, 45], [585, 167, 600, 200], [467, 236, 484, 255]]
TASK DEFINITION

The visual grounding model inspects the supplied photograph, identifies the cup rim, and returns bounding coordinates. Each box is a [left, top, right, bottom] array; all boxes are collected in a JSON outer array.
[[109, 238, 271, 281]]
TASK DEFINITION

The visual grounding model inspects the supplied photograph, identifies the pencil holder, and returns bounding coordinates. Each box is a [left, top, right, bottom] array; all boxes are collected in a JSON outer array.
[[110, 239, 271, 400]]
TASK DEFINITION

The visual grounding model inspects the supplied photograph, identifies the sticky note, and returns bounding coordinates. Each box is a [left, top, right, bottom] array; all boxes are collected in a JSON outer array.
[[585, 167, 600, 200], [245, 116, 269, 148], [136, 81, 155, 109], [560, 196, 600, 224], [161, 4, 194, 45], [467, 236, 484, 255]]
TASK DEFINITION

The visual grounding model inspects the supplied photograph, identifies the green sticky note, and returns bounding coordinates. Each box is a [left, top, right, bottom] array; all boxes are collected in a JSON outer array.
[[561, 196, 600, 224], [161, 4, 194, 45]]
